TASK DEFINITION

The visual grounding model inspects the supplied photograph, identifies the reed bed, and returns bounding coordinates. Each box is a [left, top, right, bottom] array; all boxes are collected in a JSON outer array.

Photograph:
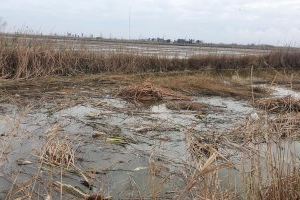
[[226, 113, 300, 143], [1, 36, 300, 79], [183, 112, 300, 200]]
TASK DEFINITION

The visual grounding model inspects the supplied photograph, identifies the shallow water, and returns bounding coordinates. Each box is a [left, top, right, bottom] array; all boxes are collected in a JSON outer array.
[[0, 94, 292, 199], [69, 41, 270, 58]]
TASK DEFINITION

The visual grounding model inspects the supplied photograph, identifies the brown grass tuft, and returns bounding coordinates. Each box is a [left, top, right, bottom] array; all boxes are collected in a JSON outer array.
[[255, 96, 300, 113], [118, 81, 190, 103], [40, 126, 75, 169]]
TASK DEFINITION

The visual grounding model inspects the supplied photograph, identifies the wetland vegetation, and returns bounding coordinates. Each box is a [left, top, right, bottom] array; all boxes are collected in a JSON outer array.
[[1, 35, 300, 200]]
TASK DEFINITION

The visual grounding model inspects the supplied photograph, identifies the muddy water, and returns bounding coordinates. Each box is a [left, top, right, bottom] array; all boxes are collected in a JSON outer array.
[[0, 95, 258, 199]]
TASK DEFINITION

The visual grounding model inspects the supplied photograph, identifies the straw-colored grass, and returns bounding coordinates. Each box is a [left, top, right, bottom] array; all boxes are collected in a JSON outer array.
[[1, 35, 300, 80], [150, 73, 268, 99], [182, 112, 300, 200], [255, 96, 300, 113], [118, 81, 190, 103]]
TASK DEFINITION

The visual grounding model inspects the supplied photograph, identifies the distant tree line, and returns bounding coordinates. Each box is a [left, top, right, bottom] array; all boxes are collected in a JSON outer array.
[[139, 38, 204, 45], [1, 29, 278, 50]]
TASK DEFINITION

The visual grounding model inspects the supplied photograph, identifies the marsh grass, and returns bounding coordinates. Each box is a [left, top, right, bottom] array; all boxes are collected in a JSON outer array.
[[1, 35, 300, 79], [1, 35, 300, 199], [241, 141, 300, 200], [180, 111, 300, 200]]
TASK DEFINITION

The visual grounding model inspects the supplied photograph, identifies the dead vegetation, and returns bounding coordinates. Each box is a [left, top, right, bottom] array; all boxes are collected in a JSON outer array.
[[150, 73, 268, 99], [5, 125, 111, 200], [2, 89, 300, 199], [41, 128, 75, 168], [166, 100, 208, 111], [255, 96, 300, 113], [118, 81, 190, 103], [241, 141, 300, 200], [2, 35, 300, 199], [0, 36, 300, 79], [225, 113, 300, 143], [182, 111, 300, 200]]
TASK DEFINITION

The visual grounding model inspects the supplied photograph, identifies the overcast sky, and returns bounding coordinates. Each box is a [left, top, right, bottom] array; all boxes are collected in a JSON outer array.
[[0, 0, 300, 45]]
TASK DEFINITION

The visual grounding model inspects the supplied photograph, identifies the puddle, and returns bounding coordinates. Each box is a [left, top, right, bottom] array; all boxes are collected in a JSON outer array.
[[195, 96, 254, 131], [151, 96, 253, 131]]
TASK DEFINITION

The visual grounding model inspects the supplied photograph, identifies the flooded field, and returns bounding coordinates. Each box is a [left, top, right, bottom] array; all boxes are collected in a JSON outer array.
[[4, 35, 270, 58], [1, 72, 300, 199], [66, 41, 270, 58]]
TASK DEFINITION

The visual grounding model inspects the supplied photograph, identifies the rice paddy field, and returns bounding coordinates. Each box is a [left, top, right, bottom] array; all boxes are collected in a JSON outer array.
[[1, 35, 300, 200]]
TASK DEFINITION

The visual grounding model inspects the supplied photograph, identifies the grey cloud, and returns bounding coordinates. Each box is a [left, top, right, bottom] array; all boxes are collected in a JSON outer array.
[[0, 0, 299, 45]]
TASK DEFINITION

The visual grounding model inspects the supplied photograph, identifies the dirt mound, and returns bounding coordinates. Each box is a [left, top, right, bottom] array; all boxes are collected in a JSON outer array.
[[255, 96, 300, 113], [118, 82, 190, 103]]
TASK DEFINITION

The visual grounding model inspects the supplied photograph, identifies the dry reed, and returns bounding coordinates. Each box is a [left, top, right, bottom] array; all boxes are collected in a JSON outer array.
[[1, 35, 300, 80], [255, 96, 300, 113]]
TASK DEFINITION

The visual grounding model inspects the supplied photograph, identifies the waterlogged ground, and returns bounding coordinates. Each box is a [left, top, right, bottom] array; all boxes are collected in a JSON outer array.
[[4, 35, 270, 58], [0, 80, 300, 199], [70, 41, 269, 58]]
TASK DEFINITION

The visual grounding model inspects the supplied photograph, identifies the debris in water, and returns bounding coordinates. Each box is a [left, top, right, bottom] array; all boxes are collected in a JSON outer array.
[[106, 136, 128, 145], [54, 181, 111, 200], [195, 113, 207, 120], [16, 159, 33, 166], [135, 126, 179, 133], [53, 181, 88, 199], [166, 100, 208, 111], [134, 166, 148, 171], [250, 112, 260, 121], [92, 131, 107, 139], [80, 179, 93, 190]]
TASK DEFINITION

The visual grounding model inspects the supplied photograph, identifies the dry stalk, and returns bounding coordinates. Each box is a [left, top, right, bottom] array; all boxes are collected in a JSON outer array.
[[40, 127, 75, 169]]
